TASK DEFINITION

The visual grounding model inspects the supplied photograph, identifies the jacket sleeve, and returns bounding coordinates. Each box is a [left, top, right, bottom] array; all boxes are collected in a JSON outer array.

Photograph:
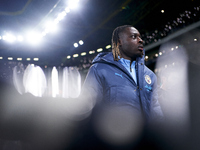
[[150, 76, 164, 121], [80, 65, 104, 106]]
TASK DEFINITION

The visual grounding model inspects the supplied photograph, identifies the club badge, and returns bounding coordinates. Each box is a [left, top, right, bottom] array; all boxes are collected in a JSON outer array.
[[145, 75, 151, 84]]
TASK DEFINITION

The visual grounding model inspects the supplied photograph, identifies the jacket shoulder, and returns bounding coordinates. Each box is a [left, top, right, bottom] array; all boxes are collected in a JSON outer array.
[[144, 65, 156, 75]]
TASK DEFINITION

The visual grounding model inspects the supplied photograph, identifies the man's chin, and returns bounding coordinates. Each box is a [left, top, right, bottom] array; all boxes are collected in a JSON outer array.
[[138, 52, 144, 58]]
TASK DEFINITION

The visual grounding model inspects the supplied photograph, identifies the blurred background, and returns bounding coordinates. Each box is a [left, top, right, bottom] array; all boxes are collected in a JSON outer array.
[[0, 0, 199, 83]]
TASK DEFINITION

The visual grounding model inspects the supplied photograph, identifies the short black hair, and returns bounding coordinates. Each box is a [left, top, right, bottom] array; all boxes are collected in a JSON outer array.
[[112, 25, 133, 61]]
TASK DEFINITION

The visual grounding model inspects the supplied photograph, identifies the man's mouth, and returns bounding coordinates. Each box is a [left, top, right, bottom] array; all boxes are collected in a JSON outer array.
[[138, 46, 143, 51]]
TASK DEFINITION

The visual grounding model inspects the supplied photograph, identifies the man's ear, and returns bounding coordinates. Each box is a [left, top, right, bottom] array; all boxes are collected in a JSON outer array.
[[118, 39, 122, 47]]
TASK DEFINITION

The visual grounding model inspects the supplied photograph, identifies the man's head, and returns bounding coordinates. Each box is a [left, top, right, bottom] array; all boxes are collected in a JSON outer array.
[[112, 25, 144, 61]]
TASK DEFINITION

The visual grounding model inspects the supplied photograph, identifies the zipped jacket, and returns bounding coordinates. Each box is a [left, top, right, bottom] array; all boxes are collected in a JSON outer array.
[[82, 52, 163, 120]]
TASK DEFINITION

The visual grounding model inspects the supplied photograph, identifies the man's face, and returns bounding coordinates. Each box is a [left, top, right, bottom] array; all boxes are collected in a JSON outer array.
[[119, 27, 144, 61]]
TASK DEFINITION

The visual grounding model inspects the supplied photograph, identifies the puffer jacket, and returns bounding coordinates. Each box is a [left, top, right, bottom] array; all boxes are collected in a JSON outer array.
[[82, 52, 163, 120]]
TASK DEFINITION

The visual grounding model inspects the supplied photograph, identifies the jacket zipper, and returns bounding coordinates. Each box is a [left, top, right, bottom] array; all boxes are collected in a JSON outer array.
[[135, 61, 146, 120]]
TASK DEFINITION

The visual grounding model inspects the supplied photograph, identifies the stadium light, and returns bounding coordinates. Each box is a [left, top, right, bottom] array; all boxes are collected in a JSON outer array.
[[81, 52, 86, 56], [89, 50, 95, 54], [68, 0, 80, 9], [56, 11, 67, 21], [8, 57, 13, 60], [5, 33, 16, 43], [106, 45, 111, 49], [67, 55, 71, 59], [74, 43, 78, 48], [97, 48, 103, 52], [33, 58, 39, 61], [26, 31, 42, 45], [79, 40, 84, 45], [73, 54, 79, 58], [44, 21, 58, 33], [17, 58, 22, 61]]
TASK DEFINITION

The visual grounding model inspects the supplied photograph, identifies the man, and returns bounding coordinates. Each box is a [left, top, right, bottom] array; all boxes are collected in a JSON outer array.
[[82, 25, 163, 121]]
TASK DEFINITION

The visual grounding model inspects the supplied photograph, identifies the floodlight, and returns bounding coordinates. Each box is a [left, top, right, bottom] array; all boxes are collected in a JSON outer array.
[[5, 33, 16, 43], [57, 11, 67, 21], [79, 40, 84, 45], [106, 45, 111, 49], [44, 21, 58, 33], [73, 54, 79, 57], [97, 48, 103, 52], [68, 0, 79, 9], [81, 52, 86, 56], [17, 58, 22, 61], [26, 31, 42, 45], [74, 43, 78, 48], [33, 58, 39, 61], [89, 50, 95, 54]]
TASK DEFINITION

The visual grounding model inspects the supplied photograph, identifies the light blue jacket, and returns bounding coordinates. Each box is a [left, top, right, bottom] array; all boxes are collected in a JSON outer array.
[[82, 52, 163, 120]]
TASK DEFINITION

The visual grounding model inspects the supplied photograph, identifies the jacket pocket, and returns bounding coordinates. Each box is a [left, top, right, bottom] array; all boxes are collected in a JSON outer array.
[[107, 86, 139, 106]]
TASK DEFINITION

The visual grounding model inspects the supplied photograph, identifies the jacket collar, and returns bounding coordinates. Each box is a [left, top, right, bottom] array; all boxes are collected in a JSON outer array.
[[92, 52, 144, 65]]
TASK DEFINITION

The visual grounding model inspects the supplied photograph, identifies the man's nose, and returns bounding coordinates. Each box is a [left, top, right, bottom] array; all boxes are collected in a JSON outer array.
[[138, 37, 143, 43]]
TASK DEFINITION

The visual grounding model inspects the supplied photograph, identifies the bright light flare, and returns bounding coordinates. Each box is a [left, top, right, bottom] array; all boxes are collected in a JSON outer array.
[[44, 21, 58, 33], [65, 7, 71, 13], [56, 11, 67, 21], [52, 67, 59, 98], [156, 42, 189, 129], [68, 0, 80, 9], [26, 31, 42, 45], [23, 65, 47, 97], [17, 35, 24, 42], [5, 33, 16, 43], [2, 36, 7, 40]]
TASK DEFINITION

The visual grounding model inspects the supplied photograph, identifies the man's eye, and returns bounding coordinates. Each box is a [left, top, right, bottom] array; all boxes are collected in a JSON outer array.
[[132, 35, 136, 38]]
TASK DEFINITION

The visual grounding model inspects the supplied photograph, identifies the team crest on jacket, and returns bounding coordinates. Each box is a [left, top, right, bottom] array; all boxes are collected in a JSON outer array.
[[145, 75, 151, 84]]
